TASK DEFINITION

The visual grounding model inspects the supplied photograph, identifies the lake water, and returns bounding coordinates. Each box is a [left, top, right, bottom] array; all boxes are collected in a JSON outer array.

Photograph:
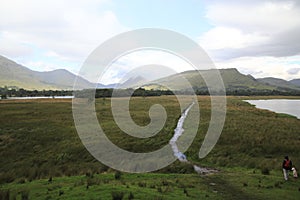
[[245, 99, 300, 119]]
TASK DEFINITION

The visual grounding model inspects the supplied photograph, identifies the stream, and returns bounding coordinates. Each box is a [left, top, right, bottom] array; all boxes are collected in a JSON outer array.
[[169, 102, 218, 175]]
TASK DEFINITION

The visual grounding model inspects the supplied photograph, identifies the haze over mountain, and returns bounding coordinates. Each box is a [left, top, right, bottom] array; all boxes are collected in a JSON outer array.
[[289, 79, 300, 87]]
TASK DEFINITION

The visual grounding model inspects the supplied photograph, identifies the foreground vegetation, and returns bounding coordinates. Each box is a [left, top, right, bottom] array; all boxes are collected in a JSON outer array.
[[1, 168, 299, 200], [0, 96, 300, 199]]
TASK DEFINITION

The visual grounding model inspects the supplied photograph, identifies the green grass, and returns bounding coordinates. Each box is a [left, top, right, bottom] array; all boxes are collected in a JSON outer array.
[[0, 168, 299, 200], [1, 96, 300, 199]]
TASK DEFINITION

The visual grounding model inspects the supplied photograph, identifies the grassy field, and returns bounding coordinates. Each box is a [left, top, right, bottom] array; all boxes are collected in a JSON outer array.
[[0, 168, 299, 200], [0, 96, 300, 199]]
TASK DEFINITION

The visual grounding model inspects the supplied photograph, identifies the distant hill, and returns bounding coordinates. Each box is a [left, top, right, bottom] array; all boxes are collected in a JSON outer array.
[[289, 79, 300, 87], [0, 55, 93, 90], [143, 68, 275, 91], [1, 55, 300, 93], [119, 76, 148, 88], [139, 68, 300, 94], [97, 76, 148, 89], [97, 83, 115, 88], [258, 77, 300, 91]]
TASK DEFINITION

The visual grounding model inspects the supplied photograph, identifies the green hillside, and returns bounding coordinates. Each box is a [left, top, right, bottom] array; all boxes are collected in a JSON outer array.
[[144, 68, 300, 93], [0, 55, 93, 90], [258, 77, 300, 91]]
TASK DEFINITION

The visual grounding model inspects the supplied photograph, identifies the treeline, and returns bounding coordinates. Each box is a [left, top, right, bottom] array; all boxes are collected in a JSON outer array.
[[193, 86, 300, 96], [75, 88, 175, 98], [1, 86, 300, 99], [224, 88, 300, 96], [0, 87, 72, 99]]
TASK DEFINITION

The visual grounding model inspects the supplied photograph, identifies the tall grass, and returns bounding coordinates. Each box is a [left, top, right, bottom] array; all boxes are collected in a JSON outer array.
[[0, 96, 300, 184]]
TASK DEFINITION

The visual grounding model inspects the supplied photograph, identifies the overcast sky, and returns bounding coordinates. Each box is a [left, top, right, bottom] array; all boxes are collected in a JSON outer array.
[[0, 0, 300, 83]]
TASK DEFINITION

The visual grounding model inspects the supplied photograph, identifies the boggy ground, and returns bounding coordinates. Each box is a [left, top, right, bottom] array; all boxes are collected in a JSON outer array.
[[0, 96, 300, 199]]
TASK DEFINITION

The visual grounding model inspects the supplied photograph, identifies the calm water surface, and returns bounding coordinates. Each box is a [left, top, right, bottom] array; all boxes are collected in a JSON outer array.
[[245, 99, 300, 119]]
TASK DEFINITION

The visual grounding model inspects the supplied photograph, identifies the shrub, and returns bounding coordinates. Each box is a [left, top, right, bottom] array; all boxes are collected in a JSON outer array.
[[138, 182, 146, 187], [157, 187, 162, 193], [85, 171, 93, 178], [87, 177, 100, 187], [261, 167, 270, 175], [161, 180, 169, 186], [58, 190, 64, 196], [0, 189, 9, 200], [111, 191, 124, 200], [18, 178, 26, 184], [21, 190, 29, 200], [114, 171, 122, 180], [0, 172, 15, 183], [183, 188, 190, 196], [274, 181, 282, 188], [128, 192, 134, 200]]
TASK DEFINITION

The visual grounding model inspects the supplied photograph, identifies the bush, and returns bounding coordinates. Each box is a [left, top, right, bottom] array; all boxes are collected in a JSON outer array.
[[114, 171, 122, 180], [86, 177, 100, 187], [85, 171, 93, 178], [18, 178, 26, 184], [21, 190, 29, 200], [157, 187, 162, 193], [0, 189, 10, 200], [138, 182, 146, 187], [0, 172, 15, 183], [58, 190, 64, 196], [111, 191, 124, 200], [261, 167, 270, 175], [128, 192, 134, 200]]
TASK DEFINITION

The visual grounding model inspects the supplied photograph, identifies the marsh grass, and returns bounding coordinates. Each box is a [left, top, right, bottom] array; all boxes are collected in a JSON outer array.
[[0, 169, 300, 199], [0, 96, 300, 199]]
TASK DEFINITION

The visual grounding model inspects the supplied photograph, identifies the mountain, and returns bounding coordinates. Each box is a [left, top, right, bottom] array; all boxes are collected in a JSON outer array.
[[97, 76, 148, 89], [143, 68, 277, 91], [97, 83, 116, 88], [118, 76, 148, 88], [258, 77, 300, 91], [289, 79, 300, 87], [0, 55, 93, 90], [1, 55, 300, 93]]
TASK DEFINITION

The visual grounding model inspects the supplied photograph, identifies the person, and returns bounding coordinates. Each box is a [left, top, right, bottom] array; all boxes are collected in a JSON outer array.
[[282, 156, 292, 181], [292, 167, 298, 178]]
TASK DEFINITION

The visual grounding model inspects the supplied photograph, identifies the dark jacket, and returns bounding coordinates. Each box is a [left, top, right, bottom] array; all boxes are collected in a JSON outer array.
[[282, 159, 292, 170]]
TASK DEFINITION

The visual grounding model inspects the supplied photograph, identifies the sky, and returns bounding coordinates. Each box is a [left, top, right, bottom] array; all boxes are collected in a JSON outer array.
[[0, 0, 300, 84]]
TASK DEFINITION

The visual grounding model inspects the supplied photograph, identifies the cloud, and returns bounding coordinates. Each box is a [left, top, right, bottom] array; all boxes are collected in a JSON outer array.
[[0, 0, 127, 64], [24, 61, 60, 72], [0, 33, 33, 58], [215, 56, 300, 80], [98, 50, 196, 84], [287, 68, 300, 75], [199, 0, 300, 59]]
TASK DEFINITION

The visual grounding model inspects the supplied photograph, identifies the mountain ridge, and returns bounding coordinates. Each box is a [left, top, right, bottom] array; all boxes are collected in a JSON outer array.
[[257, 77, 300, 91], [1, 55, 300, 93], [0, 55, 93, 90], [289, 78, 300, 87]]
